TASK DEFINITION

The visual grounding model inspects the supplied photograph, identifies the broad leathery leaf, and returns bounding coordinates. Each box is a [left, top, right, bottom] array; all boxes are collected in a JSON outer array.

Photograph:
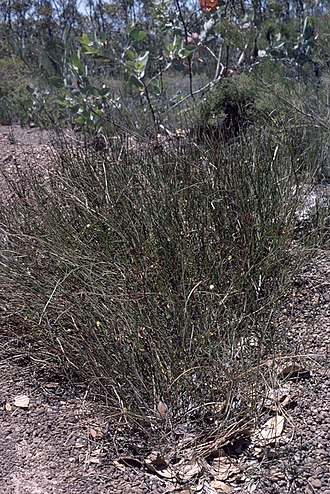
[[145, 451, 176, 480], [211, 452, 240, 481], [126, 48, 138, 60], [256, 415, 285, 445], [128, 27, 147, 42], [137, 51, 149, 67], [176, 459, 201, 481], [210, 480, 233, 492], [180, 45, 198, 58]]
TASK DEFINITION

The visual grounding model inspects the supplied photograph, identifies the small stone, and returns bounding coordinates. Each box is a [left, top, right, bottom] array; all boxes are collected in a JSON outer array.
[[309, 478, 322, 489]]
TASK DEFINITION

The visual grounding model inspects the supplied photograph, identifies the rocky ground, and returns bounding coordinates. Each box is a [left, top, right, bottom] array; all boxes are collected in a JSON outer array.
[[0, 125, 329, 493]]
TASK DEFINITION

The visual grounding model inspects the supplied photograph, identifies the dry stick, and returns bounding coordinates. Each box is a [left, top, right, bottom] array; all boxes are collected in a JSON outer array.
[[214, 43, 224, 80], [142, 81, 159, 130], [38, 267, 80, 325]]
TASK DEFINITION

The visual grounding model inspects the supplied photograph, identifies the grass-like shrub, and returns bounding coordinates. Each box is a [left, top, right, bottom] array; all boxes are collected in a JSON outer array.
[[0, 125, 319, 451]]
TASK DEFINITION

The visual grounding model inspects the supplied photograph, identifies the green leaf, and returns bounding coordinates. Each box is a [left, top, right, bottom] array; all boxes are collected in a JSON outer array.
[[57, 99, 69, 108], [150, 80, 161, 96], [82, 48, 101, 56], [128, 27, 147, 42], [79, 33, 93, 46], [136, 31, 147, 42], [99, 87, 110, 97], [48, 76, 64, 88], [76, 115, 87, 124], [126, 49, 138, 60], [137, 51, 149, 67], [125, 60, 137, 70], [71, 53, 84, 74], [185, 44, 198, 54], [129, 75, 144, 90], [179, 49, 194, 58]]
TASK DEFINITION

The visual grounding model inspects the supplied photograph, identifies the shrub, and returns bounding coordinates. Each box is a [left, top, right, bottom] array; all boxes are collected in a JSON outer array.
[[0, 55, 33, 124], [0, 122, 319, 451], [193, 72, 259, 142]]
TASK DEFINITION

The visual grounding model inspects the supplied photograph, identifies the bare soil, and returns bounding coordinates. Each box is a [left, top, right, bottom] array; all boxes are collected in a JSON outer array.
[[0, 125, 329, 493]]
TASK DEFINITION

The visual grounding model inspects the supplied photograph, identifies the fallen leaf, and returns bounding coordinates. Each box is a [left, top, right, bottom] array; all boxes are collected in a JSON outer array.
[[276, 361, 307, 378], [197, 480, 222, 494], [176, 459, 201, 481], [5, 402, 12, 412], [211, 452, 240, 481], [170, 489, 193, 494], [156, 400, 168, 420], [89, 426, 103, 439], [113, 459, 126, 470], [89, 456, 101, 464], [89, 449, 102, 465], [264, 386, 292, 411], [210, 480, 233, 492], [269, 469, 285, 481], [255, 415, 284, 446], [14, 395, 30, 408], [113, 456, 144, 468], [45, 382, 59, 389], [145, 451, 176, 480]]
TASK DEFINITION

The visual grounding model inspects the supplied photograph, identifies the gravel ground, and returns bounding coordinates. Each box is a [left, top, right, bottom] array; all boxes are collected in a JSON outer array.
[[240, 249, 330, 494], [0, 125, 329, 494]]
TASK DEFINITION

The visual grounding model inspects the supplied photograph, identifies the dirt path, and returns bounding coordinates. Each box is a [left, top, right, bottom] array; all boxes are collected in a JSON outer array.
[[0, 125, 329, 493]]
